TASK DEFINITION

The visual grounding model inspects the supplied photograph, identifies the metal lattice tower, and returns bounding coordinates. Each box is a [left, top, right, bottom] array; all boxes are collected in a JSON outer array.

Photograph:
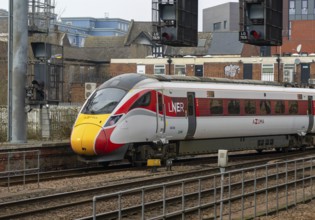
[[28, 0, 55, 34]]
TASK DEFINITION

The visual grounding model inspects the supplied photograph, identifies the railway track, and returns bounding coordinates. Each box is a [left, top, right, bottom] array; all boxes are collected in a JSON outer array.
[[0, 163, 133, 187], [1, 147, 312, 187], [84, 160, 315, 220], [0, 150, 314, 219]]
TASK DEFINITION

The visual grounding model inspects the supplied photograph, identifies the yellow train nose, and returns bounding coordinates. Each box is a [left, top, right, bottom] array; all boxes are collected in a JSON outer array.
[[71, 123, 103, 156]]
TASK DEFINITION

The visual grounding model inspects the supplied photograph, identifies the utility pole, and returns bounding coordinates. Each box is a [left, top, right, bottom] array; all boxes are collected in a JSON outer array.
[[9, 0, 29, 143], [7, 0, 13, 142]]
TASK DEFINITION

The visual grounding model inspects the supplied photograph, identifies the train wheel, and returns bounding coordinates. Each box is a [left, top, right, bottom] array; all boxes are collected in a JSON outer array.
[[281, 147, 289, 153], [100, 162, 110, 167], [256, 149, 263, 154], [133, 161, 146, 167]]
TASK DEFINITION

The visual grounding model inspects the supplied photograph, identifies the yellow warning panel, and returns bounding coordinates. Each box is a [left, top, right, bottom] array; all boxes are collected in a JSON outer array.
[[147, 159, 161, 167]]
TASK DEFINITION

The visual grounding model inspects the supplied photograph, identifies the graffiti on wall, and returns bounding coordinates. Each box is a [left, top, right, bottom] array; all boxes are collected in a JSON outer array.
[[224, 65, 240, 77]]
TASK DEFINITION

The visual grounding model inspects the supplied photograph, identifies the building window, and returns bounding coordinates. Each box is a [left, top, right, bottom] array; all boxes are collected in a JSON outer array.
[[154, 64, 165, 75], [213, 22, 221, 31], [224, 21, 227, 29], [289, 0, 295, 14], [174, 65, 186, 75], [302, 0, 308, 14], [137, 65, 145, 74], [152, 46, 163, 57], [80, 66, 85, 74], [261, 64, 274, 81], [72, 37, 76, 45]]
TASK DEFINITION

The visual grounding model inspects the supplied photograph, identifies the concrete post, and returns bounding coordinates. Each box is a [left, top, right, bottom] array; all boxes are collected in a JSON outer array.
[[11, 1, 28, 143]]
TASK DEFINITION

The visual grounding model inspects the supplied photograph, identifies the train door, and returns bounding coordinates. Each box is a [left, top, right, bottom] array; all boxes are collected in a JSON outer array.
[[307, 96, 314, 133], [186, 92, 196, 139], [156, 90, 166, 137]]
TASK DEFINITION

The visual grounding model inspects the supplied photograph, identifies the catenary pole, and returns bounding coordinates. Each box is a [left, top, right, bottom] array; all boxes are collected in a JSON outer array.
[[10, 0, 28, 143], [7, 0, 13, 141]]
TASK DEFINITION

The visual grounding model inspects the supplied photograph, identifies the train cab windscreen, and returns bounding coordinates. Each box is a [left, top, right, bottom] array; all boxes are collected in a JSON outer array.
[[82, 88, 126, 114]]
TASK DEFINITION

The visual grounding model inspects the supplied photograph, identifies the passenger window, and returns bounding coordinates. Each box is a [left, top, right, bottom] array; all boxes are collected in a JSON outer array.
[[275, 100, 285, 114], [130, 92, 151, 110], [289, 101, 298, 114], [244, 100, 256, 115], [228, 100, 240, 114], [210, 99, 223, 115], [260, 100, 271, 115]]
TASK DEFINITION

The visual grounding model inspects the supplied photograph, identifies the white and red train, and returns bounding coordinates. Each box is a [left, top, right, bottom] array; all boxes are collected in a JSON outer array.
[[70, 73, 315, 164]]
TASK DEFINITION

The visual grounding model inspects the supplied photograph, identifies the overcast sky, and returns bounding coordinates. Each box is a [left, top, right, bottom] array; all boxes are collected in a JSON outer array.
[[1, 0, 238, 30]]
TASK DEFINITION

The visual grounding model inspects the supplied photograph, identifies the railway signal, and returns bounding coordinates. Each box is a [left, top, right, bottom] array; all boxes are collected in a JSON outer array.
[[250, 30, 261, 40], [152, 0, 198, 47], [239, 0, 283, 46]]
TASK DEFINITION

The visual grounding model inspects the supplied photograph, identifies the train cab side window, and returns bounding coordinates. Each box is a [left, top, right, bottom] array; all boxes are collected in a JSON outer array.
[[260, 100, 271, 115], [130, 92, 151, 110], [289, 101, 298, 114], [228, 100, 240, 115], [158, 94, 163, 112], [244, 100, 256, 115], [210, 99, 223, 115], [275, 100, 285, 114]]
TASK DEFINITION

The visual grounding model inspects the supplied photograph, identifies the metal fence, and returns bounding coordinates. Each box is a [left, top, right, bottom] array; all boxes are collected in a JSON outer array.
[[92, 156, 315, 219], [0, 150, 40, 190], [0, 104, 80, 141]]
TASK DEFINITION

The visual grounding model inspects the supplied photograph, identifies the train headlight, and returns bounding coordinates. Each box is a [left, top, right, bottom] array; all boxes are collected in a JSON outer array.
[[104, 114, 123, 127]]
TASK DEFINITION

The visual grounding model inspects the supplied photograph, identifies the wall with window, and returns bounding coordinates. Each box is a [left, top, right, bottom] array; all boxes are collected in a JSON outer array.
[[203, 2, 239, 32], [110, 56, 315, 87], [56, 17, 130, 47], [289, 0, 315, 22]]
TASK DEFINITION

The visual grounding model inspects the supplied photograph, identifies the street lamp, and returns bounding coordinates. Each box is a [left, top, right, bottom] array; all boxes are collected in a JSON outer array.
[[167, 56, 172, 75], [276, 54, 281, 83]]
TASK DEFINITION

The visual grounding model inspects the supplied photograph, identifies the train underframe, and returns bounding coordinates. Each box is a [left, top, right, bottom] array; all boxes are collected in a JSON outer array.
[[127, 134, 315, 165]]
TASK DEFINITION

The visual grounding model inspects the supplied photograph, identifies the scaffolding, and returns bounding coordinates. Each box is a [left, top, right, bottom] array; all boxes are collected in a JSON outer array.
[[28, 0, 55, 34]]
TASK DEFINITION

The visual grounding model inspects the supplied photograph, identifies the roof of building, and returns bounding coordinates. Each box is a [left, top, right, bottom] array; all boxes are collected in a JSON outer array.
[[125, 21, 155, 46], [84, 36, 126, 48], [165, 32, 213, 57], [83, 22, 245, 58], [207, 32, 243, 55], [64, 46, 131, 62]]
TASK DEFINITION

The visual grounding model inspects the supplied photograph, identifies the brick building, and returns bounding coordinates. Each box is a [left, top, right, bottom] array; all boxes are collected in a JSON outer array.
[[110, 56, 315, 87], [1, 2, 315, 105]]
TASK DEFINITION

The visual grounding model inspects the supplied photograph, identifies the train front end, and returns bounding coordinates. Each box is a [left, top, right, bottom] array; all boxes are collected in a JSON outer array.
[[70, 74, 149, 162], [70, 86, 127, 162]]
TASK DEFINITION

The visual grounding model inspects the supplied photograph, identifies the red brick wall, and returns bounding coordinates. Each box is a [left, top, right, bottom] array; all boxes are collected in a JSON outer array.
[[242, 44, 260, 57], [109, 63, 137, 76], [272, 20, 315, 55], [70, 83, 85, 103]]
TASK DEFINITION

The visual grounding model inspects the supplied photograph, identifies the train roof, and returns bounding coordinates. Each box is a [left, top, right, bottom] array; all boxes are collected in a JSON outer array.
[[146, 74, 282, 87], [99, 73, 314, 93]]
